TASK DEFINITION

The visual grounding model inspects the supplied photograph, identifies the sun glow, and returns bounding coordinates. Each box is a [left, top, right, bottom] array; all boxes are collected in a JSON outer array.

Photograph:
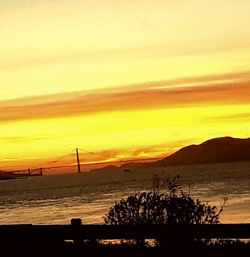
[[0, 0, 249, 170]]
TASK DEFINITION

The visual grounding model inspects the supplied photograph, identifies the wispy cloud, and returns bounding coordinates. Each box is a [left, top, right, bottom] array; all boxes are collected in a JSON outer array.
[[2, 41, 250, 72], [0, 136, 48, 144], [0, 71, 249, 123], [206, 112, 250, 123]]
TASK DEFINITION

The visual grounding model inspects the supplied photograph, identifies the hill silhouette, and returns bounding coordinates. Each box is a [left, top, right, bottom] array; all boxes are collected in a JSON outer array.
[[153, 137, 250, 167], [90, 137, 250, 173]]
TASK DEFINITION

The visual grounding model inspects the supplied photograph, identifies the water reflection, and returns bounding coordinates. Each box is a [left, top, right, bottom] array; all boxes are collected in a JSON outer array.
[[0, 162, 249, 224]]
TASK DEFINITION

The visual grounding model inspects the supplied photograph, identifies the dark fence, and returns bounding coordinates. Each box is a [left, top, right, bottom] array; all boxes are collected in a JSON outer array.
[[0, 220, 250, 257], [1, 220, 250, 242], [1, 221, 250, 240], [1, 220, 250, 240]]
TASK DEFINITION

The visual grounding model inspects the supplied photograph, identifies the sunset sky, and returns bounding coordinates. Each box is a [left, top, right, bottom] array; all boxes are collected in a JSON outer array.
[[0, 0, 250, 171]]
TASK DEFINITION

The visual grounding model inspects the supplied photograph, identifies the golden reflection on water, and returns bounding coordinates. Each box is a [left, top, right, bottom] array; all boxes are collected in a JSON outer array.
[[0, 162, 250, 224]]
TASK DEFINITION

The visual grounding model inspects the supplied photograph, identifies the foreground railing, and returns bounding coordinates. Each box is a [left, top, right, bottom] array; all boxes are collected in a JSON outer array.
[[0, 219, 250, 240], [0, 219, 250, 256]]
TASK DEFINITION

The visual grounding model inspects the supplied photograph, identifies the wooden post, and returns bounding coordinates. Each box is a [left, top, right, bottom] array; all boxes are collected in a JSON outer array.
[[71, 218, 82, 247]]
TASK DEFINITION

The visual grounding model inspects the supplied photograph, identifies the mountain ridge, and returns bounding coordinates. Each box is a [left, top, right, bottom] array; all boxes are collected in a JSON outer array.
[[90, 137, 250, 173], [153, 136, 250, 167]]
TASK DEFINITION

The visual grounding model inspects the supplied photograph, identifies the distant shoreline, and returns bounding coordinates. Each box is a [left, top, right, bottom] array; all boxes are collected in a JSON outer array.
[[0, 172, 41, 181]]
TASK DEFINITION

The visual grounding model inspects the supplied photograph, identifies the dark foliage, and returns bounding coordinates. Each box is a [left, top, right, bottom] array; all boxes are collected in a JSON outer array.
[[104, 176, 224, 225]]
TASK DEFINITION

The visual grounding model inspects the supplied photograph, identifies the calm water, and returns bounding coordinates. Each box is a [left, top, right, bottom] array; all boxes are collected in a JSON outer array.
[[0, 162, 250, 224]]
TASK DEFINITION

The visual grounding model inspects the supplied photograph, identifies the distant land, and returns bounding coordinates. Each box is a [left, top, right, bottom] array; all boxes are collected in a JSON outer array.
[[90, 137, 250, 173], [0, 171, 27, 181], [0, 169, 42, 181]]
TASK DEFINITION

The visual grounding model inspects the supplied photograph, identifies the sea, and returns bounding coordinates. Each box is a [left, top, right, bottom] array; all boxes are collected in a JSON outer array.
[[0, 162, 250, 225]]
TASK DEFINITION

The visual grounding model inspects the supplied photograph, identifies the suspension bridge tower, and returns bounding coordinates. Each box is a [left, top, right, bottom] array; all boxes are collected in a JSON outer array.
[[76, 148, 81, 173]]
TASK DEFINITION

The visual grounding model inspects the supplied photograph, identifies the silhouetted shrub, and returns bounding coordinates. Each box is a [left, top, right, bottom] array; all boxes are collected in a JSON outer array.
[[104, 176, 225, 225]]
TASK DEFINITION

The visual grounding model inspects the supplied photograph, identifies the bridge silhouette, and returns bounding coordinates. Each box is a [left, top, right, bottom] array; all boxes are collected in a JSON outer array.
[[0, 148, 161, 176]]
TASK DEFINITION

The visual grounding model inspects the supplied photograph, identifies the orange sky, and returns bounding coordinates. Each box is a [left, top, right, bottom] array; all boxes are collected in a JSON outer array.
[[0, 1, 250, 171]]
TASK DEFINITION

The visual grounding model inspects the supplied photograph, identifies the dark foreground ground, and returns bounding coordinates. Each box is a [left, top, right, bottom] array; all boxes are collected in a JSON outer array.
[[1, 223, 250, 256], [1, 239, 250, 257]]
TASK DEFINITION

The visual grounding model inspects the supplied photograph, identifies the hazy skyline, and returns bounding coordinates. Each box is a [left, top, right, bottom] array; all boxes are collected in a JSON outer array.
[[0, 0, 250, 170]]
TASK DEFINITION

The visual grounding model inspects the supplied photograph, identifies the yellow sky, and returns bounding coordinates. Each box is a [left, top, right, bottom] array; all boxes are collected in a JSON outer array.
[[0, 0, 250, 170]]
